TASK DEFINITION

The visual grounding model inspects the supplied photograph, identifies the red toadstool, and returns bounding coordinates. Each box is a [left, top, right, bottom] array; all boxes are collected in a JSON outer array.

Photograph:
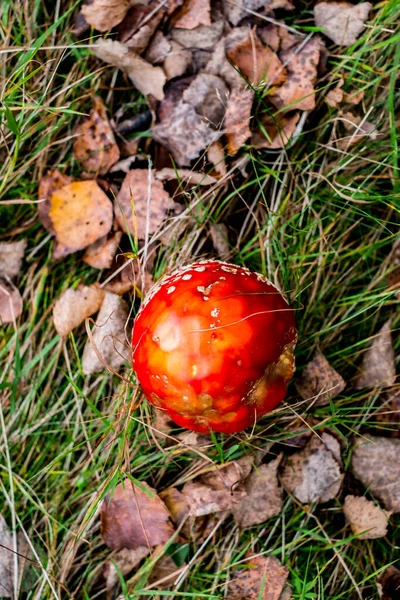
[[132, 261, 297, 434]]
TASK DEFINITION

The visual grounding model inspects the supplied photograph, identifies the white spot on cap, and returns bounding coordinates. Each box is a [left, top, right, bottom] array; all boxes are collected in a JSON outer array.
[[211, 308, 220, 318], [194, 266, 206, 272], [182, 273, 192, 280], [167, 286, 176, 294]]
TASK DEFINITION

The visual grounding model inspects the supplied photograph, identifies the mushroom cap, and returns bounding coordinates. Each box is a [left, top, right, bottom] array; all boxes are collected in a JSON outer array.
[[132, 260, 297, 433]]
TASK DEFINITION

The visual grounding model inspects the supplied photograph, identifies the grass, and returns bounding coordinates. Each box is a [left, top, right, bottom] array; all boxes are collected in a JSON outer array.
[[0, 0, 399, 598]]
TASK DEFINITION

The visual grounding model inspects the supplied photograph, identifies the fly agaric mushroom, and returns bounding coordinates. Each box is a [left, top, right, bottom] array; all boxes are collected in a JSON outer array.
[[132, 261, 297, 434]]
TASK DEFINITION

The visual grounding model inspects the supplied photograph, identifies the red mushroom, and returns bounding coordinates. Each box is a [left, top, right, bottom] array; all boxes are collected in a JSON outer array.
[[132, 261, 297, 434]]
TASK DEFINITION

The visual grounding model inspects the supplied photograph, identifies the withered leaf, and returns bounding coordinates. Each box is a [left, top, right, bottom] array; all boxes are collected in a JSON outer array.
[[170, 20, 223, 50], [145, 31, 171, 64], [337, 111, 377, 150], [73, 98, 120, 175], [232, 456, 283, 528], [296, 349, 346, 406], [224, 0, 294, 26], [0, 278, 23, 324], [325, 84, 344, 108], [281, 432, 343, 503], [38, 169, 73, 202], [83, 231, 123, 270], [375, 390, 400, 438], [343, 495, 390, 540], [252, 112, 300, 150], [81, 0, 131, 32], [353, 320, 395, 390], [103, 255, 154, 296], [174, 0, 211, 30], [53, 284, 105, 337], [93, 39, 166, 100], [378, 566, 400, 600], [351, 435, 400, 513], [224, 87, 253, 154], [149, 550, 182, 588], [104, 547, 150, 593], [115, 169, 182, 238], [155, 168, 217, 186], [314, 2, 371, 47], [209, 223, 230, 258], [101, 479, 175, 550], [82, 291, 130, 374], [343, 89, 364, 105], [0, 240, 26, 280], [39, 180, 113, 260], [228, 555, 288, 600], [119, 3, 166, 54], [0, 514, 15, 597], [207, 140, 227, 177], [163, 41, 192, 80], [270, 37, 322, 112], [182, 481, 246, 516]]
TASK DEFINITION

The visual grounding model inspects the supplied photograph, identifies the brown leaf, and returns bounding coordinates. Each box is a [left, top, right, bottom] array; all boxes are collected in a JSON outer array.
[[104, 547, 150, 594], [118, 3, 166, 54], [343, 89, 364, 105], [0, 278, 23, 324], [170, 20, 224, 50], [82, 291, 131, 374], [93, 39, 166, 100], [314, 2, 371, 47], [101, 479, 175, 550], [160, 487, 190, 530], [207, 141, 227, 177], [182, 481, 246, 516], [224, 0, 294, 26], [351, 435, 400, 513], [145, 31, 171, 64], [74, 98, 120, 175], [296, 349, 346, 406], [81, 0, 131, 32], [343, 495, 390, 540], [83, 231, 123, 270], [270, 37, 322, 112], [39, 180, 113, 259], [174, 0, 211, 30], [233, 456, 283, 528], [378, 566, 400, 600], [325, 83, 344, 108], [353, 320, 395, 390], [155, 168, 217, 186], [53, 284, 105, 337], [38, 169, 73, 202], [149, 551, 182, 588], [281, 432, 343, 503], [228, 555, 288, 600], [209, 223, 230, 258], [115, 170, 182, 238], [153, 409, 175, 436], [0, 516, 32, 598], [252, 112, 300, 149], [337, 111, 378, 149], [375, 390, 400, 438], [225, 87, 253, 154], [0, 240, 26, 279], [163, 41, 192, 80]]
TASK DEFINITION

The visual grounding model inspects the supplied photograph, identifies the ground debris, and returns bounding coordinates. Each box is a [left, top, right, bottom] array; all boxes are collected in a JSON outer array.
[[378, 566, 400, 600], [252, 112, 300, 150], [0, 515, 31, 598], [101, 479, 175, 550], [83, 230, 123, 270], [173, 0, 211, 30], [337, 110, 378, 149], [353, 320, 396, 390], [314, 2, 371, 47], [0, 279, 23, 324], [228, 555, 289, 600], [343, 495, 390, 539], [81, 0, 131, 32], [104, 546, 150, 595], [351, 435, 400, 513], [53, 284, 105, 336], [0, 240, 26, 280], [374, 389, 400, 438], [296, 349, 346, 406]]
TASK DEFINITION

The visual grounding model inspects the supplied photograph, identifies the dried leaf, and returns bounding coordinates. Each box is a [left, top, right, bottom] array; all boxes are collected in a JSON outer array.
[[252, 112, 300, 149], [53, 284, 105, 337], [233, 456, 283, 528], [296, 349, 346, 406], [155, 168, 217, 186], [343, 495, 390, 540], [351, 435, 400, 513], [224, 0, 294, 26], [0, 514, 14, 597], [354, 320, 395, 390], [228, 555, 288, 600], [83, 231, 123, 270], [82, 291, 130, 374], [38, 169, 73, 202], [163, 41, 192, 80], [0, 240, 26, 279], [375, 390, 400, 438], [182, 480, 246, 516], [74, 98, 120, 175], [325, 84, 344, 108], [378, 566, 400, 600], [270, 37, 322, 112], [0, 278, 23, 324], [224, 87, 253, 154], [104, 255, 154, 296], [170, 20, 224, 50], [149, 550, 182, 588], [104, 547, 150, 593], [281, 432, 343, 503], [39, 180, 113, 259], [118, 3, 166, 54], [314, 2, 371, 47], [115, 169, 181, 238], [209, 223, 230, 258], [337, 111, 378, 149], [207, 141, 227, 177], [81, 0, 131, 32], [343, 89, 364, 105], [145, 31, 171, 64], [174, 0, 211, 30], [160, 487, 189, 529], [153, 409, 175, 436], [101, 479, 175, 550], [93, 39, 166, 100]]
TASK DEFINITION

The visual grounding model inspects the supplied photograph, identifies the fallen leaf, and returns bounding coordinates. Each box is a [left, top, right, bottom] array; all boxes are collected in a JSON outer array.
[[73, 98, 120, 175], [0, 278, 23, 324], [232, 456, 283, 528], [115, 169, 182, 238], [296, 349, 346, 406], [353, 320, 395, 390], [337, 110, 378, 149], [170, 20, 224, 50], [104, 547, 150, 594], [0, 514, 14, 597], [325, 81, 344, 108], [182, 480, 246, 516], [0, 240, 26, 279], [228, 555, 289, 600], [270, 36, 322, 112], [375, 390, 400, 438], [351, 435, 400, 513], [378, 566, 400, 600], [53, 284, 105, 337], [314, 2, 371, 47], [343, 495, 390, 539], [118, 3, 166, 54], [343, 89, 364, 105], [252, 112, 300, 149], [101, 479, 175, 550], [149, 550, 182, 588], [207, 140, 227, 177], [39, 180, 113, 259], [160, 487, 189, 530], [281, 432, 343, 503], [163, 41, 192, 80], [387, 238, 400, 295], [81, 0, 131, 32], [224, 87, 253, 154], [83, 231, 123, 270], [209, 223, 230, 258], [279, 586, 293, 600], [38, 169, 73, 202], [153, 409, 175, 436], [145, 31, 171, 64], [174, 0, 211, 30], [224, 0, 294, 26], [155, 168, 217, 186], [82, 291, 131, 374], [93, 39, 166, 100]]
